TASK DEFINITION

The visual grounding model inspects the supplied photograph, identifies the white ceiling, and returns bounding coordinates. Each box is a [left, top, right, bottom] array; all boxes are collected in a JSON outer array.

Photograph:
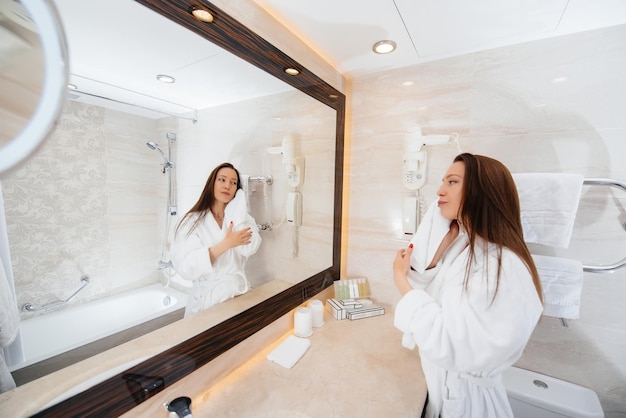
[[51, 0, 291, 119], [50, 0, 626, 118], [254, 0, 626, 76]]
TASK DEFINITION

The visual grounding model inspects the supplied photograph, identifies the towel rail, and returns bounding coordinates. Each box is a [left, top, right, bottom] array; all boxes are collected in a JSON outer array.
[[581, 178, 626, 273], [248, 175, 273, 185]]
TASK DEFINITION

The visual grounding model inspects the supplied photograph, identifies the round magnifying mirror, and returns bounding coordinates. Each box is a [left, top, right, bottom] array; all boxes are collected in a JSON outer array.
[[0, 0, 68, 175]]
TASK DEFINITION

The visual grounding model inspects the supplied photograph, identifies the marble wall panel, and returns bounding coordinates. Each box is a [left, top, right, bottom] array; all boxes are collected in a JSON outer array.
[[348, 24, 626, 415]]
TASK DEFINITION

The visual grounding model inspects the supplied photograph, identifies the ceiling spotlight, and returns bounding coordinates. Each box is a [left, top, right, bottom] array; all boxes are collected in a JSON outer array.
[[372, 40, 396, 54], [284, 68, 300, 76], [156, 74, 176, 84], [67, 83, 78, 90], [191, 7, 214, 23]]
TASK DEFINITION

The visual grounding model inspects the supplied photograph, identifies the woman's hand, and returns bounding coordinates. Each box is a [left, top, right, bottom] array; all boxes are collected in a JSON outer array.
[[224, 221, 253, 248], [393, 244, 414, 296], [208, 221, 253, 263]]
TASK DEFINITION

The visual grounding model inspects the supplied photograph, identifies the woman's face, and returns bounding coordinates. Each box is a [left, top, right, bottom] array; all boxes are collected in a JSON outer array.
[[437, 161, 464, 220], [213, 167, 239, 204]]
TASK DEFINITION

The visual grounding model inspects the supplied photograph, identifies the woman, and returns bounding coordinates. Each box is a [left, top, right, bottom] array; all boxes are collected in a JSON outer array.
[[393, 153, 543, 418], [171, 162, 261, 317]]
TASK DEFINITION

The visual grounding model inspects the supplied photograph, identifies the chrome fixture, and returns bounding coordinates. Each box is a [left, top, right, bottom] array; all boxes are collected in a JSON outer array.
[[21, 275, 90, 312], [249, 175, 273, 185], [581, 177, 626, 273], [146, 140, 173, 172], [158, 260, 174, 270]]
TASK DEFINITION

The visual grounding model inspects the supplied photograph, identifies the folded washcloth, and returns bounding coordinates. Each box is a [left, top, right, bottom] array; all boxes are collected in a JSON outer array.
[[409, 201, 451, 274], [512, 173, 584, 248], [266, 335, 311, 369], [532, 254, 584, 319]]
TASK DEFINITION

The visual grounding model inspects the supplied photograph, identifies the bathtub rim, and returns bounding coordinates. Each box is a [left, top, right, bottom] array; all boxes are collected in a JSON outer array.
[[6, 283, 188, 372]]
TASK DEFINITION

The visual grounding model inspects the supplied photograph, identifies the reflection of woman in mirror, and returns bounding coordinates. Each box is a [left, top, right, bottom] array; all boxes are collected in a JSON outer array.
[[171, 162, 261, 317]]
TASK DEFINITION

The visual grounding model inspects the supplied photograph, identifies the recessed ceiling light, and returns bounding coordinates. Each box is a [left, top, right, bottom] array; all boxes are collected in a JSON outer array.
[[67, 83, 78, 90], [191, 7, 214, 23], [285, 68, 300, 76], [402, 81, 414, 86], [372, 40, 396, 54], [156, 74, 175, 84], [552, 76, 568, 83]]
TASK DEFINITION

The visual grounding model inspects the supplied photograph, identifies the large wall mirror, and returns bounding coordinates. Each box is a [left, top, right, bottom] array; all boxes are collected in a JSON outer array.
[[0, 0, 344, 416]]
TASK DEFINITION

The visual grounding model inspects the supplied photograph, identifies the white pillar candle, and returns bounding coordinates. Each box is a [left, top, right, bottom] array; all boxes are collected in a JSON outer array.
[[308, 299, 325, 327], [293, 307, 313, 337]]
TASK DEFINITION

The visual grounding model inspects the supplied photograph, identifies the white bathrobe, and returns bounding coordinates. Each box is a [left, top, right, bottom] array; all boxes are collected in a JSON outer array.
[[394, 206, 543, 418], [171, 190, 261, 317]]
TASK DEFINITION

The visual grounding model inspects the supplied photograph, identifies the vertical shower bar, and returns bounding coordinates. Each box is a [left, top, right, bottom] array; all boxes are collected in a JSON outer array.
[[166, 132, 177, 216]]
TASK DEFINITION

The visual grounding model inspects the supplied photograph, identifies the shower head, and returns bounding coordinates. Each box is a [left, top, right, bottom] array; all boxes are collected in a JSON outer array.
[[146, 141, 170, 164]]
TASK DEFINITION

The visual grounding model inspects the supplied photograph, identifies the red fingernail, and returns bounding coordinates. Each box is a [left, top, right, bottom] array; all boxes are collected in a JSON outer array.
[[409, 243, 413, 249]]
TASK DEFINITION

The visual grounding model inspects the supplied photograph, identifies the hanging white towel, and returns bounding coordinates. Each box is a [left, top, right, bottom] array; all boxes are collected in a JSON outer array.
[[239, 174, 251, 212], [408, 201, 451, 274], [512, 173, 584, 248], [225, 189, 250, 226], [532, 254, 584, 319]]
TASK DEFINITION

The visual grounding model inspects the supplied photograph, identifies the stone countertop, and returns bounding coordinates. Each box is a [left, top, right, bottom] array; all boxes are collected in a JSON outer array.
[[192, 306, 427, 417]]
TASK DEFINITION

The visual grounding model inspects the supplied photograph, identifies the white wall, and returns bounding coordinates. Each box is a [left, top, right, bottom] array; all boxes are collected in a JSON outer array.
[[346, 24, 626, 416]]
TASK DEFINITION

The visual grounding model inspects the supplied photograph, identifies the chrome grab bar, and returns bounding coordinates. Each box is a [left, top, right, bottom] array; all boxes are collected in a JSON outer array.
[[582, 178, 626, 273], [21, 275, 90, 312]]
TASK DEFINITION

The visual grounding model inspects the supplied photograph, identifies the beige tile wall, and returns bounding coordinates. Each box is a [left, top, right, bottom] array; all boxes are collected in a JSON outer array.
[[345, 24, 626, 416]]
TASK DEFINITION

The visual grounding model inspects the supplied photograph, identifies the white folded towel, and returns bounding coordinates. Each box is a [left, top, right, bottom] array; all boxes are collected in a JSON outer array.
[[266, 335, 311, 369], [532, 254, 584, 319], [512, 173, 584, 248], [409, 201, 451, 274]]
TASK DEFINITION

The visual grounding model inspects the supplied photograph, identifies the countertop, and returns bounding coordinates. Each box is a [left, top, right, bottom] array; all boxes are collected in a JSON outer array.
[[191, 305, 427, 417]]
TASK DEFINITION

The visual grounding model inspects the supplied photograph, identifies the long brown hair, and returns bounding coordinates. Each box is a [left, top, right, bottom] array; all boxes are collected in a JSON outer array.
[[454, 153, 542, 304], [175, 162, 242, 237]]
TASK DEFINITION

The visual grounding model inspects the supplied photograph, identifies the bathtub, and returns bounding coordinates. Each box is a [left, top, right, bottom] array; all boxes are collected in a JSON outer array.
[[6, 284, 188, 376]]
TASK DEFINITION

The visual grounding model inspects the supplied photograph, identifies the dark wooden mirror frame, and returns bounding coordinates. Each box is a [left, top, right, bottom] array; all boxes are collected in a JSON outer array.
[[33, 0, 345, 416]]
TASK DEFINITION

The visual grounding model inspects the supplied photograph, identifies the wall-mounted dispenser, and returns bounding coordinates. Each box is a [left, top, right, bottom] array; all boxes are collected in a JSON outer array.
[[403, 128, 427, 191], [282, 135, 305, 188]]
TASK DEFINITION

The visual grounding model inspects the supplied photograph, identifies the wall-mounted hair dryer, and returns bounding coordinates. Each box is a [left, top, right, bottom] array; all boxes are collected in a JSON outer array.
[[403, 126, 458, 190], [281, 135, 304, 188], [402, 126, 460, 235]]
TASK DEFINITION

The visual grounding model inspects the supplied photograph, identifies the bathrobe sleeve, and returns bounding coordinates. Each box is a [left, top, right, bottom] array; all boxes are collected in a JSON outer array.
[[395, 246, 543, 373], [170, 215, 215, 281]]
